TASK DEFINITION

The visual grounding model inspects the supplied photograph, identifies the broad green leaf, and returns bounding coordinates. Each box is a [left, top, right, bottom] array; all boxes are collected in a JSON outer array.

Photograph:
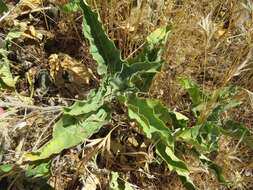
[[0, 30, 23, 50], [145, 25, 170, 62], [180, 80, 244, 152], [0, 31, 22, 88], [200, 122, 221, 152], [199, 154, 227, 183], [25, 162, 50, 178], [120, 61, 162, 92], [0, 164, 13, 174], [143, 97, 189, 129], [221, 120, 253, 148], [193, 87, 243, 152], [181, 123, 219, 153], [180, 78, 203, 107], [121, 61, 162, 79], [175, 126, 209, 152], [124, 26, 171, 91], [192, 96, 242, 153], [156, 143, 196, 190], [127, 96, 173, 145], [64, 90, 102, 116], [168, 111, 189, 129], [206, 100, 241, 124], [0, 0, 8, 14], [200, 86, 241, 127], [24, 109, 108, 161], [126, 96, 195, 190], [80, 0, 124, 75], [61, 0, 80, 13], [64, 77, 118, 116], [191, 84, 241, 123], [128, 25, 171, 63], [0, 49, 16, 88]]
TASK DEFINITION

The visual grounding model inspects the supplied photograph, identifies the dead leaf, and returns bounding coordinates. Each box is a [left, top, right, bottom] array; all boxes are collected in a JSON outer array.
[[48, 53, 91, 95], [82, 174, 100, 190], [21, 0, 41, 9], [23, 25, 43, 41]]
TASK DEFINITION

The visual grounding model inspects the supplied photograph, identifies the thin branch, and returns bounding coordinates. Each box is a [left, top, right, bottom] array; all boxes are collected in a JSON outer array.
[[0, 101, 62, 112]]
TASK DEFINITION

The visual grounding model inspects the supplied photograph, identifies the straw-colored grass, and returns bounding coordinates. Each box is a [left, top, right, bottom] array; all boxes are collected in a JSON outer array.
[[0, 0, 252, 189]]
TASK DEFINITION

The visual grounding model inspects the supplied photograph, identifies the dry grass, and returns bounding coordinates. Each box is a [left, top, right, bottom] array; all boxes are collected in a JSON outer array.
[[1, 0, 253, 189]]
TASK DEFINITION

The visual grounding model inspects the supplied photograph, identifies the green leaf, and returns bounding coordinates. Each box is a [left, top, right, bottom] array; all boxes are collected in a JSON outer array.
[[24, 109, 108, 161], [156, 143, 196, 190], [126, 96, 196, 190], [64, 89, 103, 116], [124, 26, 171, 91], [194, 85, 241, 123], [206, 100, 241, 124], [0, 31, 22, 89], [110, 172, 120, 190], [122, 61, 162, 78], [0, 49, 16, 88], [175, 126, 209, 152], [127, 96, 173, 145], [180, 78, 203, 107], [61, 0, 80, 13], [0, 0, 8, 14], [199, 154, 227, 183], [179, 123, 219, 153], [64, 77, 118, 116], [193, 87, 242, 152], [120, 60, 162, 91], [0, 164, 13, 174], [5, 31, 23, 48], [168, 111, 189, 129], [128, 25, 171, 63], [202, 86, 241, 126], [131, 72, 157, 92], [200, 122, 221, 152], [80, 0, 124, 75], [110, 172, 134, 190], [180, 80, 244, 152], [217, 86, 240, 100], [222, 120, 253, 148], [25, 162, 50, 178], [124, 181, 134, 190]]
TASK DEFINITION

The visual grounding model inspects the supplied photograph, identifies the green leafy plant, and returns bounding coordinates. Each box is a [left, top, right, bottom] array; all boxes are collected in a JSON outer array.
[[179, 79, 252, 152], [0, 0, 8, 14], [110, 171, 134, 190], [60, 0, 80, 13], [20, 1, 252, 189], [24, 1, 171, 163], [0, 30, 23, 89], [177, 79, 253, 184], [0, 164, 13, 174], [0, 49, 16, 88]]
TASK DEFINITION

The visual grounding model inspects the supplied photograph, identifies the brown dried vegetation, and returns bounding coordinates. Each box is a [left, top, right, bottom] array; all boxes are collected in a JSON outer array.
[[0, 0, 252, 189]]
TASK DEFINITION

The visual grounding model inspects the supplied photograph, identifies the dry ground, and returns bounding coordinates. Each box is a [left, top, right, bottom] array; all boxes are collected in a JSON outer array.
[[0, 0, 253, 189]]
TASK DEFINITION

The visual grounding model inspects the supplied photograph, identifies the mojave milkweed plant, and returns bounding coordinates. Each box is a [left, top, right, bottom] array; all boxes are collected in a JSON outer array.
[[0, 1, 252, 189]]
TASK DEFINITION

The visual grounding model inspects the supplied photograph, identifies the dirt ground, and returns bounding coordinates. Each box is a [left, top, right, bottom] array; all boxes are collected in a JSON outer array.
[[0, 0, 253, 189]]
